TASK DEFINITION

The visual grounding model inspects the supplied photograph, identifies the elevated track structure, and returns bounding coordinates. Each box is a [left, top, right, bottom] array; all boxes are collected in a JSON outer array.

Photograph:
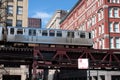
[[0, 46, 119, 79]]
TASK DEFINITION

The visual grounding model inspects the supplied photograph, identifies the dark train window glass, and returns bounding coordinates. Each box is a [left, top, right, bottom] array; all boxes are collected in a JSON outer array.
[[89, 32, 91, 39], [49, 30, 55, 36], [42, 30, 48, 36], [33, 30, 36, 36], [80, 33, 85, 38], [29, 29, 32, 36], [17, 29, 23, 34], [67, 31, 74, 38], [10, 28, 14, 34], [29, 29, 36, 36], [57, 31, 62, 37]]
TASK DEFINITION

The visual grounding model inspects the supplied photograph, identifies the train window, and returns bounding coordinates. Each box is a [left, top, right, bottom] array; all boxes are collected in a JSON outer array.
[[29, 29, 36, 36], [49, 30, 55, 36], [29, 29, 32, 36], [39, 30, 41, 33], [57, 31, 62, 37], [80, 33, 85, 38], [10, 28, 14, 34], [17, 29, 23, 34], [42, 30, 48, 36], [2, 28, 4, 34], [89, 32, 92, 39], [33, 30, 36, 36], [67, 31, 74, 38]]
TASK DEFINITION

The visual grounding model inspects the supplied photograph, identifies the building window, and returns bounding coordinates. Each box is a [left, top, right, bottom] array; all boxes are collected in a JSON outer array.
[[109, 22, 113, 32], [112, 0, 120, 3], [114, 8, 119, 18], [115, 37, 120, 48], [16, 20, 22, 27], [114, 23, 119, 32], [17, 6, 23, 15], [6, 19, 12, 26], [110, 37, 114, 49], [101, 24, 104, 34], [99, 26, 101, 35], [7, 5, 13, 15], [109, 8, 113, 17]]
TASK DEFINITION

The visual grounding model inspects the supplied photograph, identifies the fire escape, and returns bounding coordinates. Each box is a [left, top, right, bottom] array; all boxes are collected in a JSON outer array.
[[0, 0, 9, 77], [0, 0, 7, 27], [0, 0, 8, 41]]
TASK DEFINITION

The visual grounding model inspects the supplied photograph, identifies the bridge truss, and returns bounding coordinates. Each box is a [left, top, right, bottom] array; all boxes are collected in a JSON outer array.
[[33, 46, 120, 79], [0, 46, 120, 79]]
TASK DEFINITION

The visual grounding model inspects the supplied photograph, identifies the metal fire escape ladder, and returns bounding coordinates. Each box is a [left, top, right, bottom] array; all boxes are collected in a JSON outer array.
[[0, 0, 8, 41], [0, 0, 7, 26]]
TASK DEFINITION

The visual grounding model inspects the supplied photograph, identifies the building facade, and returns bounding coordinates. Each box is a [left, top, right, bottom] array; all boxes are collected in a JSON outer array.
[[0, 0, 28, 27], [0, 0, 28, 80], [28, 18, 41, 28], [46, 10, 68, 29], [60, 0, 120, 49]]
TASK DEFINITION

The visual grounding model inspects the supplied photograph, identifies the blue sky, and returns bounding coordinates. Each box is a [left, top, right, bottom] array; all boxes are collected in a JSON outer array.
[[28, 0, 78, 28]]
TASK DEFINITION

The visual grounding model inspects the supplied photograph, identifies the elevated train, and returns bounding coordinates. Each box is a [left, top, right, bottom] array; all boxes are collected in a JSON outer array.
[[0, 26, 93, 47]]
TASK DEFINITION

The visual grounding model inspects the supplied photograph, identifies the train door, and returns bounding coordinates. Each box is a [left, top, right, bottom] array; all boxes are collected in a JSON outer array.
[[67, 31, 74, 43], [28, 29, 36, 42]]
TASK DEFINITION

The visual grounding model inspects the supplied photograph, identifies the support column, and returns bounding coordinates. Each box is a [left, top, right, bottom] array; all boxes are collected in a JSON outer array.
[[29, 64, 32, 80], [44, 69, 49, 80]]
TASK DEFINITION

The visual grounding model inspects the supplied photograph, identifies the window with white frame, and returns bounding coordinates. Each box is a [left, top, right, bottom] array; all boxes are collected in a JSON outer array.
[[112, 0, 120, 3], [101, 24, 104, 34], [99, 26, 101, 35], [109, 22, 113, 32], [114, 7, 119, 18], [16, 20, 22, 27], [115, 37, 120, 48], [102, 39, 105, 49], [98, 12, 101, 21], [110, 37, 114, 49], [7, 5, 13, 14], [92, 15, 96, 25], [109, 8, 113, 17], [17, 6, 23, 15], [114, 23, 119, 32]]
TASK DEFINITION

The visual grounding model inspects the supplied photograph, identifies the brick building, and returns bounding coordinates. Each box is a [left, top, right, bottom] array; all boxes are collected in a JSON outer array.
[[28, 18, 41, 28], [60, 0, 120, 49], [46, 10, 68, 29]]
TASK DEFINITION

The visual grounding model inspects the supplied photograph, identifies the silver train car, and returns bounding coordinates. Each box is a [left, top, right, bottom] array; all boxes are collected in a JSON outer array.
[[0, 26, 93, 47]]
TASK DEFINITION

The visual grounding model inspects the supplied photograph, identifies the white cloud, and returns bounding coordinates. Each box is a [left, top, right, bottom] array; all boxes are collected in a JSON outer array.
[[32, 11, 52, 28]]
